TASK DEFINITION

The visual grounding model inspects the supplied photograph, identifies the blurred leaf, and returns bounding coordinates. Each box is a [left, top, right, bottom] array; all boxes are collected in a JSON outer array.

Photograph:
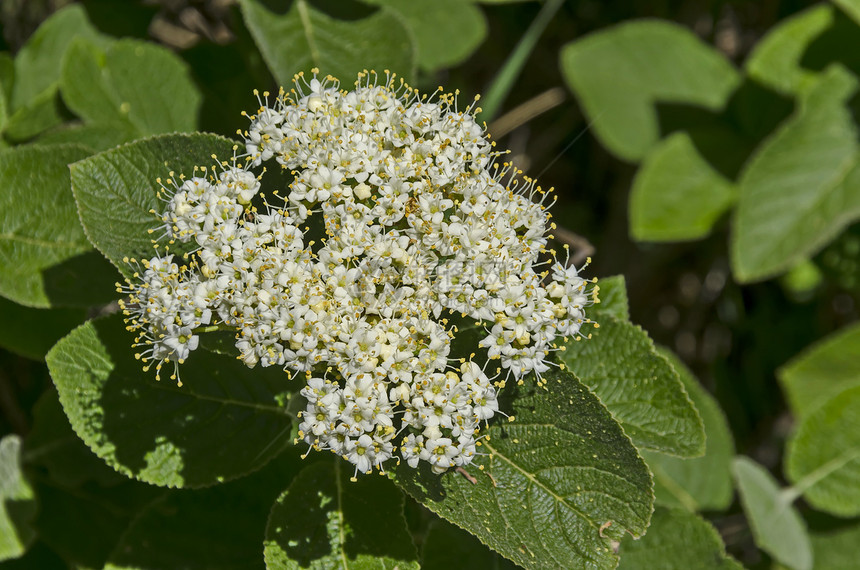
[[0, 436, 37, 562], [745, 5, 833, 96], [421, 518, 519, 570], [0, 143, 117, 308], [642, 349, 734, 512], [561, 317, 705, 457], [24, 389, 124, 488], [0, 297, 85, 360], [731, 66, 860, 283], [733, 457, 812, 570], [70, 133, 235, 278], [10, 5, 106, 109], [560, 20, 740, 162], [34, 121, 139, 151], [393, 368, 653, 570], [811, 522, 860, 569], [45, 314, 296, 488], [630, 131, 736, 242], [0, 53, 13, 108], [779, 322, 860, 419], [3, 88, 64, 142], [239, 0, 415, 87], [591, 274, 629, 321], [363, 0, 487, 71], [105, 450, 304, 570], [786, 384, 860, 517], [265, 459, 420, 570], [60, 38, 201, 135], [617, 507, 742, 569], [835, 0, 860, 25]]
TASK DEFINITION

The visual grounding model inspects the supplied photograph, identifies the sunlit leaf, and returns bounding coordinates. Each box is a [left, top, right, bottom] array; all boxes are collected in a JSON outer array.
[[46, 314, 296, 488], [392, 368, 653, 570], [0, 436, 37, 562]]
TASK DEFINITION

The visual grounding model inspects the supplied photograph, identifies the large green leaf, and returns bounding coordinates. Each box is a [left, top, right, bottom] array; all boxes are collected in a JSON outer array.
[[363, 0, 486, 71], [45, 314, 296, 488], [561, 317, 705, 457], [392, 368, 653, 570], [421, 518, 519, 570], [811, 522, 860, 569], [785, 385, 860, 517], [34, 121, 140, 152], [642, 349, 734, 512], [70, 133, 235, 278], [239, 0, 415, 87], [0, 436, 37, 562], [559, 20, 740, 162], [731, 66, 860, 283], [3, 88, 64, 142], [617, 507, 742, 569], [0, 297, 85, 360], [60, 38, 201, 135], [105, 450, 304, 570], [0, 143, 117, 308], [265, 459, 420, 569], [733, 457, 812, 570], [629, 131, 737, 242], [744, 5, 833, 96], [778, 322, 860, 419]]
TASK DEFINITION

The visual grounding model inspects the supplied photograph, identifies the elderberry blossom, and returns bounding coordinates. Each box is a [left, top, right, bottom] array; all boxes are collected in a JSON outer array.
[[119, 70, 596, 478]]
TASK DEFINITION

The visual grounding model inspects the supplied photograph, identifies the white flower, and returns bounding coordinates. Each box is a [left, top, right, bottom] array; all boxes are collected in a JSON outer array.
[[121, 69, 596, 476]]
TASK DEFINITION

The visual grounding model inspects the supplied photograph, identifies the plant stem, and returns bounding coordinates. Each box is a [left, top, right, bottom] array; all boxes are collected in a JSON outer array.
[[479, 0, 566, 122]]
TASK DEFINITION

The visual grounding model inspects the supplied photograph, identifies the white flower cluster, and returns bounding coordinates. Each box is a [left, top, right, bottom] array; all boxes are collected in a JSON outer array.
[[120, 70, 595, 477]]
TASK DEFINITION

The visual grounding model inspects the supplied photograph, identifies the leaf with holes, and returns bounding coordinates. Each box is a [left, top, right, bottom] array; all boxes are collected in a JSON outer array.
[[392, 368, 653, 570]]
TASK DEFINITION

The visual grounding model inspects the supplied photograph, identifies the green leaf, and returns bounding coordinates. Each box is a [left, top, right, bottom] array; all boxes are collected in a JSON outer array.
[[731, 66, 860, 283], [362, 0, 487, 71], [732, 456, 812, 570], [617, 507, 742, 569], [239, 0, 416, 87], [0, 436, 37, 562], [744, 5, 833, 96], [105, 450, 305, 570], [642, 349, 735, 512], [630, 131, 737, 242], [0, 297, 85, 360], [421, 518, 519, 570], [778, 322, 860, 419], [560, 317, 705, 456], [392, 368, 653, 570], [23, 388, 124, 487], [45, 314, 296, 488], [811, 522, 860, 570], [10, 5, 106, 109], [265, 459, 420, 569], [70, 133, 236, 278], [34, 121, 140, 152], [0, 143, 118, 308], [559, 20, 740, 162], [60, 38, 201, 135], [591, 275, 629, 322], [785, 384, 860, 517], [3, 87, 64, 142]]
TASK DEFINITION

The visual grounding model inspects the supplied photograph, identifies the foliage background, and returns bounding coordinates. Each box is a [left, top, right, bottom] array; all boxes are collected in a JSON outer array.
[[1, 0, 859, 568]]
